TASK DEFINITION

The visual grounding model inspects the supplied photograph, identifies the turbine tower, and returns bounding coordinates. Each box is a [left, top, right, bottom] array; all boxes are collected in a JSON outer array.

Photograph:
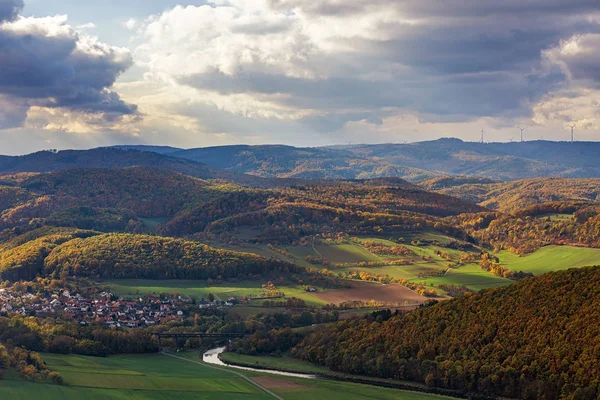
[[569, 125, 576, 143], [519, 127, 526, 143], [480, 129, 484, 144]]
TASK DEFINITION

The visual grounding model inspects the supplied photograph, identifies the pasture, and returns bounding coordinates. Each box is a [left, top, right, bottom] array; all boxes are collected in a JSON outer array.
[[0, 352, 458, 400], [498, 245, 600, 275], [268, 378, 457, 400], [411, 264, 513, 292], [0, 353, 269, 400]]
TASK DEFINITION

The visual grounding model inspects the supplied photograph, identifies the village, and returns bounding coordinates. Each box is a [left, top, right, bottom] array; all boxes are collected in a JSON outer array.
[[0, 288, 236, 329]]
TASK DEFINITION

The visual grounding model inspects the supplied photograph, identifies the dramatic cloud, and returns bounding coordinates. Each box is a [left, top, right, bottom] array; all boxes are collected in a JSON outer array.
[[3, 0, 600, 152], [0, 0, 137, 130], [544, 34, 600, 85], [131, 0, 600, 140]]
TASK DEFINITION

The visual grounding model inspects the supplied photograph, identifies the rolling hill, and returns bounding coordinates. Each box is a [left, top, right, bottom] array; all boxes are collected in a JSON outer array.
[[121, 139, 600, 182], [422, 177, 600, 211], [0, 229, 295, 281], [0, 166, 485, 241], [292, 265, 600, 399], [343, 139, 600, 180], [172, 145, 439, 181], [0, 148, 271, 187]]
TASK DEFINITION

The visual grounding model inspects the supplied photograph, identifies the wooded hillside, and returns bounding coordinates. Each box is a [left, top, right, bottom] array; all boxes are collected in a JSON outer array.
[[43, 234, 297, 280], [292, 266, 600, 399]]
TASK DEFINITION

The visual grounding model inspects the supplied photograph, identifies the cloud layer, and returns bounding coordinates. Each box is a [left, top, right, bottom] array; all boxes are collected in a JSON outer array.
[[0, 0, 137, 129], [128, 0, 600, 140], [1, 0, 600, 152]]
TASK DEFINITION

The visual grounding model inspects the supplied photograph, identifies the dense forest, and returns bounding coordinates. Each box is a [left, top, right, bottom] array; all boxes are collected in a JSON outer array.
[[43, 234, 297, 280], [291, 266, 600, 399], [0, 229, 295, 281], [0, 228, 98, 281]]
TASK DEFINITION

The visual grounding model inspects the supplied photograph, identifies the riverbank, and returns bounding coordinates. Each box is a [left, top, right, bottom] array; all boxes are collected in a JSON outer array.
[[215, 350, 471, 399]]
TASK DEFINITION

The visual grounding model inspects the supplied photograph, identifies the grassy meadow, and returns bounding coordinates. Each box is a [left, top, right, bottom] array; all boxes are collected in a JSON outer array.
[[0, 352, 457, 400], [0, 353, 268, 400], [498, 245, 600, 275]]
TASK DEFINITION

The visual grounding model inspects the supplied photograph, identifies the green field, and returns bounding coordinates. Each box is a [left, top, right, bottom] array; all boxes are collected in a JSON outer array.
[[103, 279, 327, 306], [498, 245, 600, 275], [271, 378, 456, 400], [181, 352, 455, 400], [0, 352, 456, 400], [410, 264, 513, 292], [0, 353, 268, 400]]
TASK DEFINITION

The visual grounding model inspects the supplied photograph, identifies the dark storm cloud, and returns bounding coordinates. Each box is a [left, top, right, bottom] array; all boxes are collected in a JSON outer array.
[[0, 1, 137, 129], [0, 0, 22, 22]]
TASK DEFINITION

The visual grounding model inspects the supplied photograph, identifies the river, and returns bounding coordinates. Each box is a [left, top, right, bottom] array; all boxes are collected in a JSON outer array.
[[203, 347, 317, 379]]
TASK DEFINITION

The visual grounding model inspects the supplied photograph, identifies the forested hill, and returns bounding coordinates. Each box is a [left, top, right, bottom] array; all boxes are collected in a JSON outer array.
[[118, 139, 600, 181], [171, 145, 439, 181], [343, 139, 600, 180], [420, 177, 600, 211], [0, 148, 270, 187], [292, 266, 600, 399], [0, 230, 296, 281], [8, 139, 600, 183], [0, 166, 485, 241]]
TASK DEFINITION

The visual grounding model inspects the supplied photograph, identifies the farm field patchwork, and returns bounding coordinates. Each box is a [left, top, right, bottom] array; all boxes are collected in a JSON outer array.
[[0, 352, 459, 400], [178, 351, 456, 400]]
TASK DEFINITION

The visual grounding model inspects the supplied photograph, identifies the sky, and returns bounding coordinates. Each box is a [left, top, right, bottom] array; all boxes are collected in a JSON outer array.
[[0, 0, 599, 154]]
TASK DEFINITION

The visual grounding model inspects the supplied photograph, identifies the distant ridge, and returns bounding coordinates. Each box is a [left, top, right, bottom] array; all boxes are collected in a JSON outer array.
[[7, 138, 600, 183], [0, 148, 271, 187], [94, 138, 600, 182], [107, 145, 183, 154]]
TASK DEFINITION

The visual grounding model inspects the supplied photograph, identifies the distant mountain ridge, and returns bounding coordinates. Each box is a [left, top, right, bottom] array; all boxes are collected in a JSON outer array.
[[0, 148, 271, 187], [171, 144, 439, 181], [100, 138, 600, 181]]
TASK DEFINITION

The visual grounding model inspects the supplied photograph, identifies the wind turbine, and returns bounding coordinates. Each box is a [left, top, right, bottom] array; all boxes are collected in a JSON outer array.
[[480, 129, 484, 144], [568, 124, 576, 143], [519, 127, 526, 143], [509, 136, 514, 143]]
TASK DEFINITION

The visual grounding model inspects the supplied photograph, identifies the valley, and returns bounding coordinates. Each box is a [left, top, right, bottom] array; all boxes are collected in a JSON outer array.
[[2, 145, 600, 399]]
